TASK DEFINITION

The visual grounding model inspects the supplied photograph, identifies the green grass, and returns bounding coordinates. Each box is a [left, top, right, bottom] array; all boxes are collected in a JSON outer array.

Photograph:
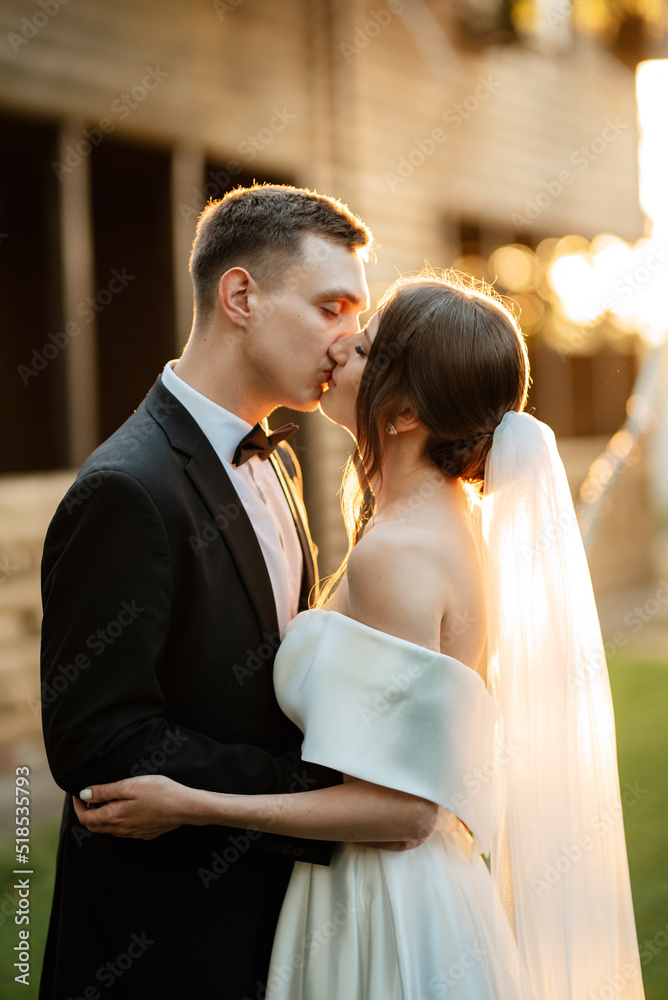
[[0, 655, 665, 998], [609, 655, 668, 1000], [0, 818, 59, 1000]]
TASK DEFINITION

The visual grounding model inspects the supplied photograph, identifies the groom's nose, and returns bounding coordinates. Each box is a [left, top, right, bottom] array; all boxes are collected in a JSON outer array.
[[328, 335, 353, 365]]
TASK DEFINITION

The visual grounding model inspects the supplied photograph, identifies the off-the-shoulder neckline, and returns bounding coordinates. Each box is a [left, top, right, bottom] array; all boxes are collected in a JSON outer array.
[[287, 608, 489, 693]]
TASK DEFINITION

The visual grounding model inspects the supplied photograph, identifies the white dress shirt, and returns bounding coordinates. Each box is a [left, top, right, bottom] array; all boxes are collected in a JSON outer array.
[[161, 361, 303, 636]]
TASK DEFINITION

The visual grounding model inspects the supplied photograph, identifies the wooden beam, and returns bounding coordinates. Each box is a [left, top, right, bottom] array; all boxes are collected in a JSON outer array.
[[58, 119, 100, 466], [171, 145, 204, 353]]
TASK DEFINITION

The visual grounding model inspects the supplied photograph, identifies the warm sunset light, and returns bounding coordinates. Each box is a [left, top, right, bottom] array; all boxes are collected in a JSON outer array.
[[637, 59, 668, 238], [543, 60, 668, 346], [3, 7, 666, 998], [547, 234, 668, 342]]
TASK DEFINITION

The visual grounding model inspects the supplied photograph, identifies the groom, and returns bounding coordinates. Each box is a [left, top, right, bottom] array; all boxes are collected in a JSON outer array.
[[39, 185, 371, 998]]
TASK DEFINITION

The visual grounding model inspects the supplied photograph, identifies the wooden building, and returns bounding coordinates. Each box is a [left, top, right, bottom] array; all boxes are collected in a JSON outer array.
[[0, 0, 660, 756]]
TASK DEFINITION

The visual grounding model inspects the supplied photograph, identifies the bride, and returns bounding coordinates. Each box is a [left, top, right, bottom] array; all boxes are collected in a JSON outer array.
[[75, 273, 645, 1000]]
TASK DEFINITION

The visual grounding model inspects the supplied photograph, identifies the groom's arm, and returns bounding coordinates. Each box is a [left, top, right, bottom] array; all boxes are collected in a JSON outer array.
[[40, 470, 340, 814]]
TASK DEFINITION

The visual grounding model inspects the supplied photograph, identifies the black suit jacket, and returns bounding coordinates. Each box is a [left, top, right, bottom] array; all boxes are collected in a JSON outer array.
[[38, 377, 340, 999]]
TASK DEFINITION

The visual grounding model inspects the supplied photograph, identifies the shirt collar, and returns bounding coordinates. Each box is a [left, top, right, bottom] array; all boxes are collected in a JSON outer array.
[[161, 360, 255, 466]]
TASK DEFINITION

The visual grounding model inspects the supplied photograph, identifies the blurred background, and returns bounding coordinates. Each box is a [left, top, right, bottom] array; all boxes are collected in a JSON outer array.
[[0, 0, 667, 995]]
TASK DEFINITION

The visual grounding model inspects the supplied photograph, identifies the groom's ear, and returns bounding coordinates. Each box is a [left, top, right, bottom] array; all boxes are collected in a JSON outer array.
[[394, 406, 421, 433], [218, 267, 252, 327]]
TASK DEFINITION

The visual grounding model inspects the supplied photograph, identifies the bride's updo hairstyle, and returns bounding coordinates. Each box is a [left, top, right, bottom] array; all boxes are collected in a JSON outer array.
[[357, 271, 530, 490], [316, 271, 529, 606]]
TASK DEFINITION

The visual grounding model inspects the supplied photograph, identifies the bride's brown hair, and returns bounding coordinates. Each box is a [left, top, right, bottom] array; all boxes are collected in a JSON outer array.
[[316, 270, 530, 607]]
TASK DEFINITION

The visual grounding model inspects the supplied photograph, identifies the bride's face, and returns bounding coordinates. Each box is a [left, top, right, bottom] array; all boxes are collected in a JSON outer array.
[[319, 313, 379, 433]]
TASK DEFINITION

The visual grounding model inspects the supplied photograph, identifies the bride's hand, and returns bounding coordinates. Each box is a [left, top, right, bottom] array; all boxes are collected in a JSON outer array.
[[342, 773, 432, 851], [72, 774, 201, 840]]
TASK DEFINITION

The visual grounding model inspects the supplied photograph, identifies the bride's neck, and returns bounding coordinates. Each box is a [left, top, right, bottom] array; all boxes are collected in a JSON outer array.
[[370, 437, 445, 517]]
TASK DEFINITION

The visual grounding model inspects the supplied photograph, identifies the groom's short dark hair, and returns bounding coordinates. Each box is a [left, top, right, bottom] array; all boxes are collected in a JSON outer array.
[[190, 183, 372, 321]]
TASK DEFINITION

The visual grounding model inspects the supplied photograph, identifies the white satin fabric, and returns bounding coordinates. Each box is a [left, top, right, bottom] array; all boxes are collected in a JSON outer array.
[[267, 610, 529, 1000], [265, 412, 644, 1000], [484, 412, 644, 1000]]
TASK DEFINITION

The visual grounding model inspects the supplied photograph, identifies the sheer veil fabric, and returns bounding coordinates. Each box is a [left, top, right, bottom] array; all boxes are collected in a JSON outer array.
[[483, 411, 645, 1000]]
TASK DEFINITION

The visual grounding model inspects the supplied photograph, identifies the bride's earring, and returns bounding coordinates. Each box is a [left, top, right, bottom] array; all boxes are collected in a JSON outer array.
[[386, 422, 397, 435]]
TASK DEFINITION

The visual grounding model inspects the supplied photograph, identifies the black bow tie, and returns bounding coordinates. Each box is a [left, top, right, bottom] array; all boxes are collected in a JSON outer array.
[[232, 422, 298, 467]]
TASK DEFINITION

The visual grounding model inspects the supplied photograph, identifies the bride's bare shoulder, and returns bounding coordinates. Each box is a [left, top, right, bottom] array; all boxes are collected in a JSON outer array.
[[349, 511, 466, 584], [349, 521, 433, 572], [345, 524, 444, 651]]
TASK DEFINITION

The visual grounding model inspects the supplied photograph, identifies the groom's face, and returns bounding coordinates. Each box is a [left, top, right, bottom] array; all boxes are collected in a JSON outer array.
[[319, 313, 379, 433], [245, 232, 369, 412]]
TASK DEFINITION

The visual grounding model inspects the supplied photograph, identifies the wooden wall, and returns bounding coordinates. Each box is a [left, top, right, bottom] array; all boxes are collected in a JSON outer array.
[[0, 0, 655, 754]]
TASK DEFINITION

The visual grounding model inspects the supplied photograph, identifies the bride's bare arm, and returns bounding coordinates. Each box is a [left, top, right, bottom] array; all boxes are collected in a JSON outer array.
[[73, 773, 437, 842], [74, 538, 447, 844]]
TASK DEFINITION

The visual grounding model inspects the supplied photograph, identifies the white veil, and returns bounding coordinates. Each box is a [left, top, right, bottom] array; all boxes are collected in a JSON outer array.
[[482, 411, 645, 1000]]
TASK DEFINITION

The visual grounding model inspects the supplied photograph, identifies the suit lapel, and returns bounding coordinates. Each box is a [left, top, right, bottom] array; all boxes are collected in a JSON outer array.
[[185, 445, 279, 639], [144, 378, 279, 641], [269, 448, 318, 608]]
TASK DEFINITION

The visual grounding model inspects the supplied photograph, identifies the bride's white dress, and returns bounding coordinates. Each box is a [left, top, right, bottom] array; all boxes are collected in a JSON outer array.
[[266, 608, 527, 1000], [263, 414, 645, 1000]]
